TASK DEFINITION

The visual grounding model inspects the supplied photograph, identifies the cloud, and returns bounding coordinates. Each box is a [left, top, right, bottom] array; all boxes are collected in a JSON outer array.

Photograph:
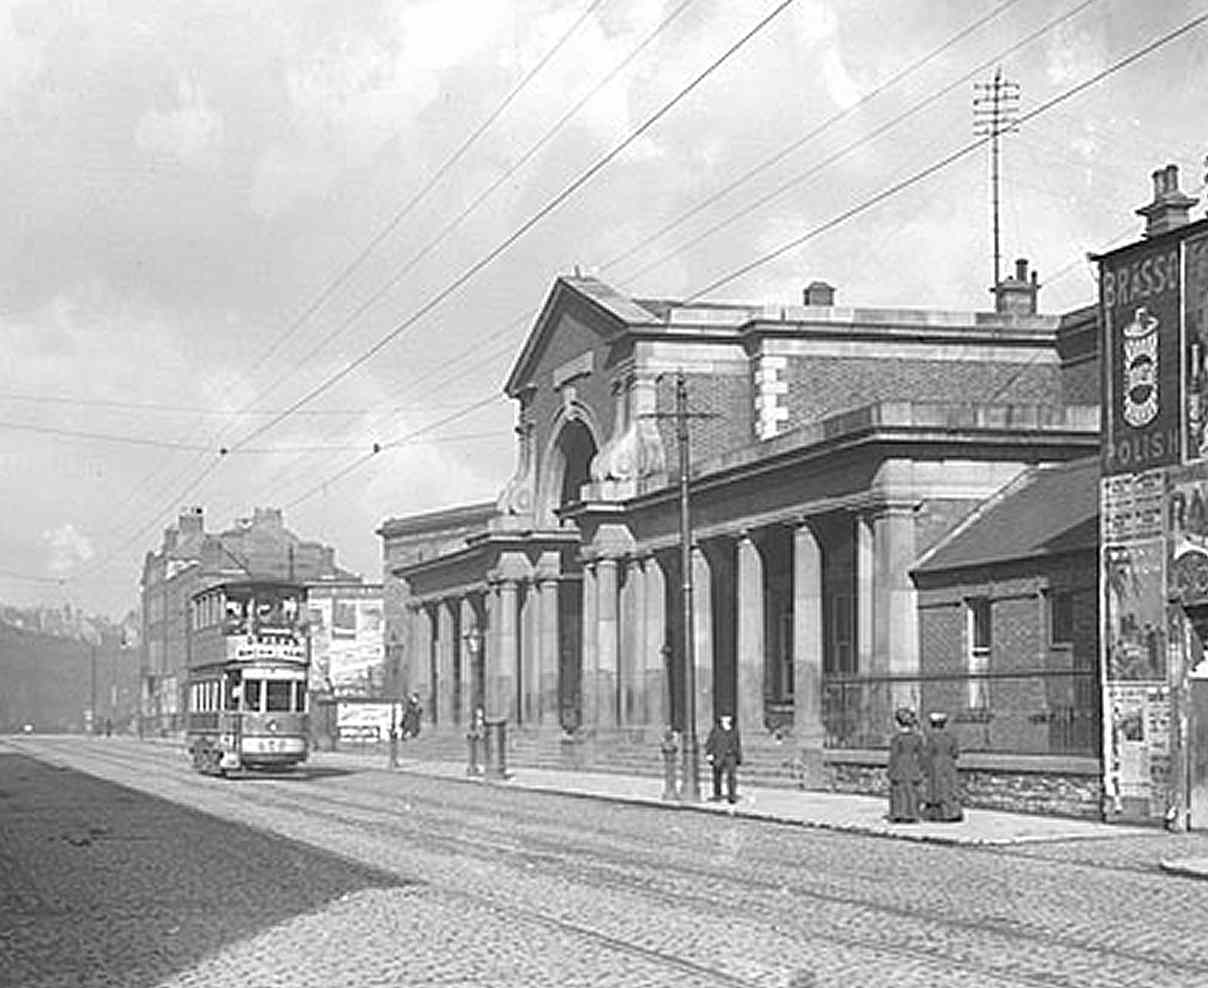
[[0, 3, 46, 105], [1044, 21, 1108, 87], [134, 75, 224, 164], [44, 523, 94, 576]]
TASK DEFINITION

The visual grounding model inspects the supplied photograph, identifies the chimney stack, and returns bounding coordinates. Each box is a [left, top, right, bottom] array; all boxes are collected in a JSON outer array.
[[178, 505, 204, 536], [992, 257, 1039, 315], [1137, 163, 1198, 238], [802, 281, 835, 306]]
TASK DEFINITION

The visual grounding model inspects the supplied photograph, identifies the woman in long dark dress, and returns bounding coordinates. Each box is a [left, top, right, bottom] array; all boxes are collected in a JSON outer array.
[[887, 707, 924, 822], [923, 711, 963, 821]]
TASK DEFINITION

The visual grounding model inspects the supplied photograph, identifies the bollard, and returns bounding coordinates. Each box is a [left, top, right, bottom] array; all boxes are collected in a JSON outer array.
[[486, 718, 509, 779], [467, 729, 483, 776], [660, 729, 680, 801]]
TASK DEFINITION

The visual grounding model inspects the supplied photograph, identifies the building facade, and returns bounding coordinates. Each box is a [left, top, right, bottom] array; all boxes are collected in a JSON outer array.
[[385, 270, 1099, 801], [139, 506, 359, 736]]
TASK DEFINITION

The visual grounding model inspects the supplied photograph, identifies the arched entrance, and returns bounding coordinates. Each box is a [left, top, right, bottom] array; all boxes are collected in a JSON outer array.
[[545, 417, 598, 733]]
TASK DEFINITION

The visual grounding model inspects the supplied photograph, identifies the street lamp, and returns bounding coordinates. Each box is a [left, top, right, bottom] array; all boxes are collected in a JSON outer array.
[[463, 624, 484, 716]]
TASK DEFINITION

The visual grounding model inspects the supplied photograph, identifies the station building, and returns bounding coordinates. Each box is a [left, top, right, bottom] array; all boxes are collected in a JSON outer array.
[[382, 254, 1107, 811]]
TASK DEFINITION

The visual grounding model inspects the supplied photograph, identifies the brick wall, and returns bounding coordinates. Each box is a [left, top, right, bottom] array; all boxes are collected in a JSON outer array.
[[828, 759, 1102, 819], [784, 356, 1060, 426], [654, 370, 752, 468]]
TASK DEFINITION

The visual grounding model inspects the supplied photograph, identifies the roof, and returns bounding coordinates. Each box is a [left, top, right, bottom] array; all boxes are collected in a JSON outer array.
[[377, 500, 496, 539], [913, 456, 1099, 574]]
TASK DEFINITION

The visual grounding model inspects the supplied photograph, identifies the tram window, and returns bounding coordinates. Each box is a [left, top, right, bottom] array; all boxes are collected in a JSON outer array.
[[292, 682, 307, 712], [225, 679, 238, 710], [266, 680, 291, 712], [243, 679, 262, 712]]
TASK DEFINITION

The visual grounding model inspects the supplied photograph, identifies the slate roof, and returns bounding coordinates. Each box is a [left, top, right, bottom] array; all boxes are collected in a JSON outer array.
[[913, 456, 1099, 574]]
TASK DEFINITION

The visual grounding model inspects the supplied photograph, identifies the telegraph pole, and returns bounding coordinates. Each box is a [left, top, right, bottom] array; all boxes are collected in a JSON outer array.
[[675, 372, 701, 802], [641, 371, 716, 801], [973, 67, 1020, 291]]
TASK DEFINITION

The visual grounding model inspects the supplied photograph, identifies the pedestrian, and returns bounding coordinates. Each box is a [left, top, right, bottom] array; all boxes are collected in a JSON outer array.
[[401, 692, 423, 740], [923, 711, 962, 822], [886, 707, 924, 822], [466, 706, 487, 776], [705, 713, 742, 804], [103, 717, 112, 738]]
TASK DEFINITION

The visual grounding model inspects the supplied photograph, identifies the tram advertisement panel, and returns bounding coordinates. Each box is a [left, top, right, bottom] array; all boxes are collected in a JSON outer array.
[[1101, 241, 1182, 476]]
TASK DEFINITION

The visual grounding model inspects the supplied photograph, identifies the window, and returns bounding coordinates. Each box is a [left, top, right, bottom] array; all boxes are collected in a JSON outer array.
[[266, 680, 292, 712], [829, 593, 854, 674], [243, 679, 262, 713], [1049, 590, 1074, 646], [966, 598, 991, 710]]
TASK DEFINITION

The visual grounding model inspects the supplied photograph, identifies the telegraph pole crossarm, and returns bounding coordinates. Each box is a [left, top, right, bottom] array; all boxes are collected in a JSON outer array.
[[973, 67, 1020, 292], [639, 371, 717, 802]]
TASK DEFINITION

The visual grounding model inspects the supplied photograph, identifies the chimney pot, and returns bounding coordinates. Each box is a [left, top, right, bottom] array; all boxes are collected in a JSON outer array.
[[803, 280, 835, 306], [992, 257, 1039, 315], [1137, 162, 1198, 237], [1015, 258, 1028, 281]]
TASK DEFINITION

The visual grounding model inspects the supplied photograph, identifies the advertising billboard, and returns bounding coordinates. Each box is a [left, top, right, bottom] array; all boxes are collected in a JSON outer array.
[[307, 585, 384, 698], [1101, 241, 1182, 476]]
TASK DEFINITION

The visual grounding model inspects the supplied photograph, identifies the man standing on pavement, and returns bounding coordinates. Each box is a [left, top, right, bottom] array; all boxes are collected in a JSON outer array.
[[705, 714, 742, 804]]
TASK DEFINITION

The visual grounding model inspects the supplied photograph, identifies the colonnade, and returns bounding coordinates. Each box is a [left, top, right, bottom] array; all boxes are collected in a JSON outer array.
[[403, 505, 918, 741]]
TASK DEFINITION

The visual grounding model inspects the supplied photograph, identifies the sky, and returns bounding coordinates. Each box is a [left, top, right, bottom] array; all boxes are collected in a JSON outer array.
[[0, 0, 1205, 618]]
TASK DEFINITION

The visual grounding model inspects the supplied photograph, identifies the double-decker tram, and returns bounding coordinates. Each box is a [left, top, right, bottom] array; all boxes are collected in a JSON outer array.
[[185, 579, 310, 775]]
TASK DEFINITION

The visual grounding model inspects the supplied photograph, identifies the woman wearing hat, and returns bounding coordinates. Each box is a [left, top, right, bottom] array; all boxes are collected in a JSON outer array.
[[886, 707, 924, 822], [923, 711, 962, 821]]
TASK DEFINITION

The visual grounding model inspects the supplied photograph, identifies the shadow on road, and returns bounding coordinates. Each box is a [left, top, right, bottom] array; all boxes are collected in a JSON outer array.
[[0, 751, 413, 988]]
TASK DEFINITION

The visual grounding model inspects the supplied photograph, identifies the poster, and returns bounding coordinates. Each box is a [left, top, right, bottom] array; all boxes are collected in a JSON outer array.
[[1168, 467, 1208, 604], [335, 700, 396, 742], [1100, 240, 1182, 476], [1101, 470, 1166, 543], [1184, 234, 1208, 460], [307, 585, 385, 697], [1106, 683, 1161, 802], [1103, 539, 1167, 680]]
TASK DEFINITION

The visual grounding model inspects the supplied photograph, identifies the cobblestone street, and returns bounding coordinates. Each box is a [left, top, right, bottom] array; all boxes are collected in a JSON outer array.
[[6, 737, 1208, 988]]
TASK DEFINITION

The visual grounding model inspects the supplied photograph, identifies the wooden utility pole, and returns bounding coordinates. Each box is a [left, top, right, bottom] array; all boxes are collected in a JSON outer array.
[[643, 371, 716, 801]]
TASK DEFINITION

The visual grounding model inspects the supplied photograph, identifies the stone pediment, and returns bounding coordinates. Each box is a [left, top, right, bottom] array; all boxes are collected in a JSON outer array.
[[503, 276, 660, 398]]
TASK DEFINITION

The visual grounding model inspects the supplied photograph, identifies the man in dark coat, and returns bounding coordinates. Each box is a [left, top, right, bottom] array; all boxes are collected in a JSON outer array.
[[923, 711, 962, 821], [400, 693, 423, 740], [887, 707, 924, 822], [705, 714, 742, 804]]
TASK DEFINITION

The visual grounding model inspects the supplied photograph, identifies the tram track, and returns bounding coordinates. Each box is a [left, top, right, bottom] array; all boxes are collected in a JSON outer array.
[[39, 741, 1205, 988], [25, 739, 1208, 985]]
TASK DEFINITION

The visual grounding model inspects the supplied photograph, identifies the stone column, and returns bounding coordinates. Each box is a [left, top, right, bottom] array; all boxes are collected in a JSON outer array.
[[520, 581, 539, 726], [874, 505, 920, 711], [537, 575, 560, 725], [408, 603, 432, 715], [621, 556, 647, 726], [459, 597, 478, 726], [793, 521, 825, 785], [436, 599, 456, 727], [692, 546, 713, 732], [856, 513, 874, 673], [595, 556, 620, 729], [643, 555, 668, 728], [490, 579, 519, 721], [581, 561, 598, 727], [736, 532, 765, 735]]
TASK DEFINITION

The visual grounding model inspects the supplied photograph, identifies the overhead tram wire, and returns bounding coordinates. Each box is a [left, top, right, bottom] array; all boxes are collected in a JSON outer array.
[[342, 0, 1097, 444], [219, 0, 791, 513], [683, 8, 1208, 304], [230, 0, 613, 395], [79, 1, 607, 564], [219, 0, 799, 462], [610, 0, 1104, 288], [598, 0, 1033, 276], [237, 0, 702, 424], [218, 0, 1050, 507], [258, 7, 1208, 518]]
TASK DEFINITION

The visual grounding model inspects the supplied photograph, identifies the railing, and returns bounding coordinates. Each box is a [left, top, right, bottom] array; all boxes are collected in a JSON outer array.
[[822, 669, 1100, 757]]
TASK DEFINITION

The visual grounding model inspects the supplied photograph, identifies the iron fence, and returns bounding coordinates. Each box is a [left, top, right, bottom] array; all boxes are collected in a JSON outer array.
[[821, 668, 1100, 757]]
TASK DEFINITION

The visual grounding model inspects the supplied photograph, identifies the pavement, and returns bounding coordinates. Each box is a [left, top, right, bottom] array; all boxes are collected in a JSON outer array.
[[313, 746, 1162, 848]]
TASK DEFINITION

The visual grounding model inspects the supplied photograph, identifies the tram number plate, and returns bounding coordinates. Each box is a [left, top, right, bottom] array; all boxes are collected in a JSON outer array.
[[265, 738, 282, 752]]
